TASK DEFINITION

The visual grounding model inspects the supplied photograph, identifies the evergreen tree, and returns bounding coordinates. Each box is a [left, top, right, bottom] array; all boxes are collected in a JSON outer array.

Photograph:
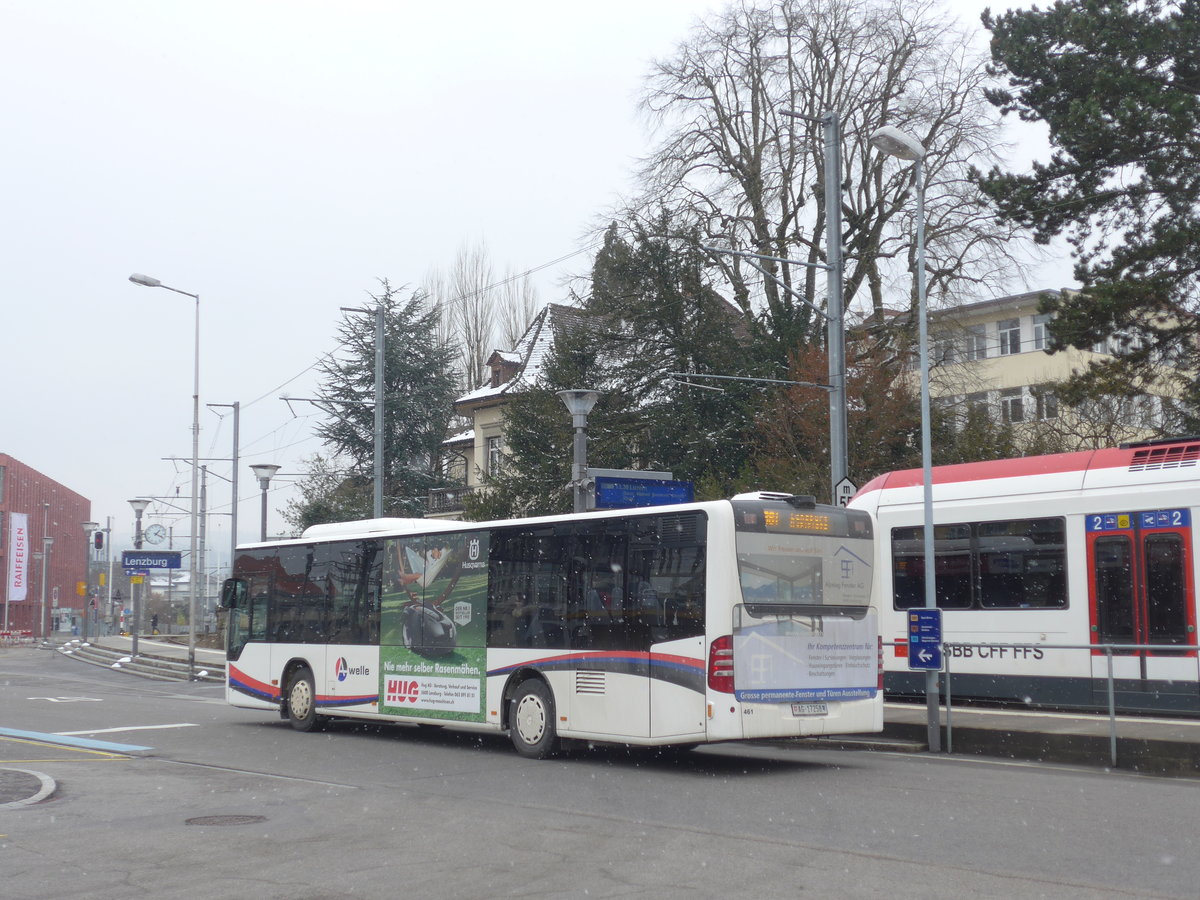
[[464, 221, 760, 519], [977, 0, 1200, 428], [285, 281, 457, 529]]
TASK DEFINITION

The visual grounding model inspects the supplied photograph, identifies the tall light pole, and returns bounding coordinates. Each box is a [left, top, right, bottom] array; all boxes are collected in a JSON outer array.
[[556, 390, 602, 514], [129, 273, 200, 681], [39, 502, 52, 643], [208, 401, 240, 571], [250, 464, 281, 541], [869, 124, 938, 752], [780, 108, 848, 502], [82, 521, 98, 642], [128, 498, 150, 658]]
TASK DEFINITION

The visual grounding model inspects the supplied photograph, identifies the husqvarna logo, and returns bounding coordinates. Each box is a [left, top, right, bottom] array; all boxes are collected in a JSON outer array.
[[468, 538, 480, 561], [334, 657, 370, 681]]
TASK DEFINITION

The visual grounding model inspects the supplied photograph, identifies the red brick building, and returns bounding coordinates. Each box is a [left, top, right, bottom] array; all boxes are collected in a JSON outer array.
[[1, 455, 91, 638]]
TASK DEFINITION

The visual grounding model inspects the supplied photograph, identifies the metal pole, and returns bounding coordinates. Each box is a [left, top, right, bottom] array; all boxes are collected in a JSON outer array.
[[374, 301, 385, 518], [105, 517, 113, 635], [230, 401, 239, 568], [187, 293, 200, 682], [822, 111, 848, 501], [260, 483, 269, 541], [915, 156, 940, 753], [39, 502, 51, 643], [200, 466, 208, 639], [132, 507, 144, 658]]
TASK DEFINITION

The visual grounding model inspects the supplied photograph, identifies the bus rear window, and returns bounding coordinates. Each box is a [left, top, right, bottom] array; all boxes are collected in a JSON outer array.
[[736, 529, 873, 614]]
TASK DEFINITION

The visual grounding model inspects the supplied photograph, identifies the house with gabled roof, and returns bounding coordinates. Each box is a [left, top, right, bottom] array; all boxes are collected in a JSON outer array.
[[426, 303, 585, 518]]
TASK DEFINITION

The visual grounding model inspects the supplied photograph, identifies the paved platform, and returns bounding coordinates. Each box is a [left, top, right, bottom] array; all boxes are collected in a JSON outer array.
[[880, 702, 1200, 777]]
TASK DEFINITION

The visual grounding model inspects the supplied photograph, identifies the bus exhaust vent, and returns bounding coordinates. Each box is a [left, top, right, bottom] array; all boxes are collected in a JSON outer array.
[[1129, 443, 1200, 472], [575, 670, 606, 695]]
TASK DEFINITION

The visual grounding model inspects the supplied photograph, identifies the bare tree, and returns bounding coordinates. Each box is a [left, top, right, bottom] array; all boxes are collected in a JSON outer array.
[[632, 0, 1038, 358], [498, 266, 540, 348]]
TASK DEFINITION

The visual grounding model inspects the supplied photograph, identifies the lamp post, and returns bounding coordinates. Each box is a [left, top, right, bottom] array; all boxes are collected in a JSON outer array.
[[869, 124, 939, 752], [39, 502, 52, 643], [129, 273, 200, 680], [82, 521, 98, 642], [128, 499, 150, 658], [556, 390, 602, 514], [250, 464, 281, 541]]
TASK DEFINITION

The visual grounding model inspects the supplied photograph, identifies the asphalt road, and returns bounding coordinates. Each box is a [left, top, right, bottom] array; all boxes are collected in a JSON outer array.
[[3, 646, 1198, 899]]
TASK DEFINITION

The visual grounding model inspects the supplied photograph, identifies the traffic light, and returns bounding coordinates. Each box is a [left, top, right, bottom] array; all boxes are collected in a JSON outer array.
[[94, 531, 104, 550]]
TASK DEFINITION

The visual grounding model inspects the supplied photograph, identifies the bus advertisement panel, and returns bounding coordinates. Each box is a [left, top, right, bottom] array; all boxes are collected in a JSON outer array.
[[379, 531, 489, 722]]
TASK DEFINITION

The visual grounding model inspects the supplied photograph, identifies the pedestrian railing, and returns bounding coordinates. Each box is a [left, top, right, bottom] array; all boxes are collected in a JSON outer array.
[[884, 639, 1200, 767]]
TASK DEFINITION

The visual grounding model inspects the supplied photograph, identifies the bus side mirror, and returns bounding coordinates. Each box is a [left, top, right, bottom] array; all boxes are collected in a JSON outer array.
[[220, 578, 247, 610]]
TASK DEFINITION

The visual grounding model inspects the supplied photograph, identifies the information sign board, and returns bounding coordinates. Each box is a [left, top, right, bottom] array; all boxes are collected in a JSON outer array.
[[121, 551, 182, 570], [594, 476, 694, 509], [907, 607, 943, 671]]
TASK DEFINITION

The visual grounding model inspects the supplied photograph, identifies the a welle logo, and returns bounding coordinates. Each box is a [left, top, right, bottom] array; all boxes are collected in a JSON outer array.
[[334, 657, 370, 681]]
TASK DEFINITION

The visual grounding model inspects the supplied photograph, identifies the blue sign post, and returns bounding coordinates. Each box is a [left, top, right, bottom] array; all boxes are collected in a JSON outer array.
[[907, 607, 943, 671]]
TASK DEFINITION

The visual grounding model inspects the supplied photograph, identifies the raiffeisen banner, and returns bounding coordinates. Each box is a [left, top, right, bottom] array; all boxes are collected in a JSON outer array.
[[8, 512, 28, 602]]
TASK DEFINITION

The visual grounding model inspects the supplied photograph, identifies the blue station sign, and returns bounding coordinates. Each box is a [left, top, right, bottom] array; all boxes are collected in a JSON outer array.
[[907, 607, 943, 671], [121, 551, 182, 571], [594, 476, 694, 509]]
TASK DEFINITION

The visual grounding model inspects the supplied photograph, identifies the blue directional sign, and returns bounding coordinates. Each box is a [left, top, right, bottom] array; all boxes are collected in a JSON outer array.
[[907, 607, 943, 671], [121, 551, 182, 571], [594, 476, 694, 509]]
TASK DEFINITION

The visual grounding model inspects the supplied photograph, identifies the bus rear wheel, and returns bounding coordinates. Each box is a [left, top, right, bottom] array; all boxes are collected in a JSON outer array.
[[286, 667, 320, 732], [510, 679, 558, 759]]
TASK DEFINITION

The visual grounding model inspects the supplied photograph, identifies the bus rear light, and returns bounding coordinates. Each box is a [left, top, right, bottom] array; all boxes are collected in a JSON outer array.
[[708, 635, 735, 694]]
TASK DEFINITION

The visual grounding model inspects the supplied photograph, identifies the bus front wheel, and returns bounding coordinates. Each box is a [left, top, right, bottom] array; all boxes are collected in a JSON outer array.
[[510, 679, 558, 759], [286, 667, 320, 732]]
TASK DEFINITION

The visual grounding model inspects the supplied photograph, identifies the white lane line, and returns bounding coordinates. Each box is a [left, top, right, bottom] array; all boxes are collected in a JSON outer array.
[[54, 723, 198, 736]]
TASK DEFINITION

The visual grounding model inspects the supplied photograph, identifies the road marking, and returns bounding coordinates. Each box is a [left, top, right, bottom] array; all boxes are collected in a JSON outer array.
[[55, 723, 198, 736], [27, 696, 104, 703], [0, 727, 153, 756]]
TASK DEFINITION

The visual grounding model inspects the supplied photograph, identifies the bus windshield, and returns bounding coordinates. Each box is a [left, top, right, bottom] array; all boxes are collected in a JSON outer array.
[[732, 497, 873, 617]]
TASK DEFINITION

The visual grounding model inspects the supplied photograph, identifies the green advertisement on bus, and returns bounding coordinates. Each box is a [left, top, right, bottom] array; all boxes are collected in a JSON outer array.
[[378, 530, 489, 722]]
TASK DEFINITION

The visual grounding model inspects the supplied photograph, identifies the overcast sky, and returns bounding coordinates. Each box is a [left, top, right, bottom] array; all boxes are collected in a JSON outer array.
[[2, 0, 1060, 559]]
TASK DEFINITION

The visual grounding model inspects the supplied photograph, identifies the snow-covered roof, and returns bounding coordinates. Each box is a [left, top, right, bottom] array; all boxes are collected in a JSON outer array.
[[455, 303, 586, 407], [443, 429, 474, 445]]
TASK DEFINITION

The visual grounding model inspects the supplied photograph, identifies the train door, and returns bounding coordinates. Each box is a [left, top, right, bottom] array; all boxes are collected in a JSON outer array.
[[1086, 508, 1198, 710]]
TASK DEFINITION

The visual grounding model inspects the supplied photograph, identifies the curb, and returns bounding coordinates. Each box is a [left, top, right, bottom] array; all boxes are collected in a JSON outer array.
[[0, 768, 56, 808]]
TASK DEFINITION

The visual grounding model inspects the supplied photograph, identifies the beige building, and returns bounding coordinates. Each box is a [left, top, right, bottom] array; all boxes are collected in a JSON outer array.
[[427, 303, 583, 518], [921, 289, 1167, 446]]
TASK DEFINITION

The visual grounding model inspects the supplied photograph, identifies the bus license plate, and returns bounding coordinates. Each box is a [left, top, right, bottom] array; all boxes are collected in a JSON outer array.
[[791, 702, 828, 717]]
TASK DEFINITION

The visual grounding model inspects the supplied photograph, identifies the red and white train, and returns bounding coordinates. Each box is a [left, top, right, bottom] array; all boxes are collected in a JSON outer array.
[[848, 437, 1200, 715]]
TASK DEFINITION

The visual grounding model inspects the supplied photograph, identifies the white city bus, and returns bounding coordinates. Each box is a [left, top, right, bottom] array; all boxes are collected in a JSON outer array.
[[219, 492, 881, 757]]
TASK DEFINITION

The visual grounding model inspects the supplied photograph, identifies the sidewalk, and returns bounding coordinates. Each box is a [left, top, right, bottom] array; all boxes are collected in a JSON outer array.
[[878, 702, 1200, 777]]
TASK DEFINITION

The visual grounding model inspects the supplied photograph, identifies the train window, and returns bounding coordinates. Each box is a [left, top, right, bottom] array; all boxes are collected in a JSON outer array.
[[891, 517, 1067, 610], [1145, 534, 1188, 645], [978, 518, 1067, 609], [1094, 536, 1134, 643]]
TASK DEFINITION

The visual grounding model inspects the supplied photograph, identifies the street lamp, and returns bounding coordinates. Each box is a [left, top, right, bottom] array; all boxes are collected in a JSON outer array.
[[129, 273, 200, 681], [82, 521, 98, 641], [869, 124, 939, 752], [556, 390, 602, 514], [38, 501, 53, 643], [250, 464, 281, 541], [128, 498, 150, 658]]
